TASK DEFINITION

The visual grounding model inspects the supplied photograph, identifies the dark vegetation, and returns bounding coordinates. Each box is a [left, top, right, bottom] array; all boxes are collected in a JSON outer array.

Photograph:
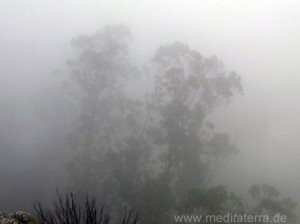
[[34, 191, 140, 224]]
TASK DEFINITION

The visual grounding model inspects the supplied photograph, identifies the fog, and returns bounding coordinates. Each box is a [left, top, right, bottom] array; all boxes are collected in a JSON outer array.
[[1, 0, 300, 221]]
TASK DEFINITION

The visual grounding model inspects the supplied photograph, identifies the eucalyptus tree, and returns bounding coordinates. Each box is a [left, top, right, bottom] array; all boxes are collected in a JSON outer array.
[[149, 42, 243, 201], [65, 25, 138, 196]]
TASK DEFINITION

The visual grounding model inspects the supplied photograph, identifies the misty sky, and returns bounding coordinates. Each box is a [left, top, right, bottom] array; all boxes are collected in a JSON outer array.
[[1, 0, 300, 204]]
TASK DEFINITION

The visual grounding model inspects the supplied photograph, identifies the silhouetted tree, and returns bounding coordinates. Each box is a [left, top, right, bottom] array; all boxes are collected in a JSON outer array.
[[34, 191, 140, 224], [65, 25, 139, 197], [130, 42, 242, 221]]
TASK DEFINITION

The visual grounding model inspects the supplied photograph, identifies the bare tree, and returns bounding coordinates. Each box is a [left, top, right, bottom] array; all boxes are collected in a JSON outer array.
[[34, 191, 140, 224]]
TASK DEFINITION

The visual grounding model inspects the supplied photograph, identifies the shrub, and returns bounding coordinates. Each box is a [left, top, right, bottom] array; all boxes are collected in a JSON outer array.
[[34, 191, 140, 224]]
